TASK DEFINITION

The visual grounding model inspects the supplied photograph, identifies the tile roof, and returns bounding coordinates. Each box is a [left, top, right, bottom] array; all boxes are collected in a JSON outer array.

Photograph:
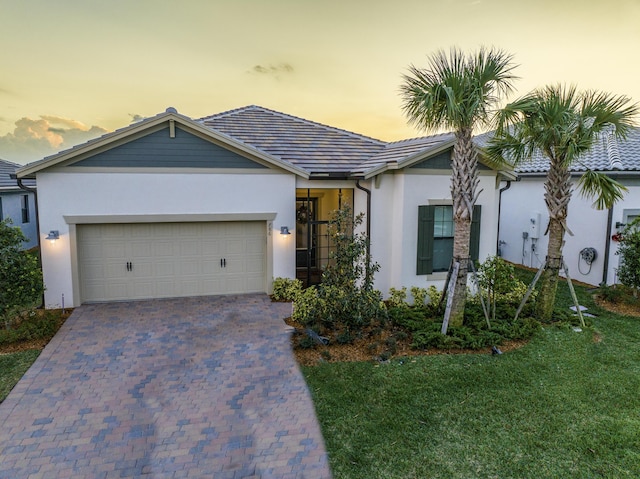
[[17, 105, 512, 179], [0, 158, 35, 190], [199, 105, 387, 175], [476, 127, 640, 174], [352, 133, 456, 175]]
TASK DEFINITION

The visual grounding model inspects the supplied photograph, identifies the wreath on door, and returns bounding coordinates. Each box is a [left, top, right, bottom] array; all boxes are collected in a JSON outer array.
[[296, 205, 309, 224]]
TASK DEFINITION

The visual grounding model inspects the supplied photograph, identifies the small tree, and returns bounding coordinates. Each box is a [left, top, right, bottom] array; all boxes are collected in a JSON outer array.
[[292, 206, 384, 336], [475, 256, 530, 320], [616, 219, 640, 297], [0, 219, 44, 328]]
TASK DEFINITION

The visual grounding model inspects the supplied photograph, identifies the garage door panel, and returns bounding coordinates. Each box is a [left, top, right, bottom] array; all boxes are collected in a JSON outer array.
[[78, 221, 266, 302]]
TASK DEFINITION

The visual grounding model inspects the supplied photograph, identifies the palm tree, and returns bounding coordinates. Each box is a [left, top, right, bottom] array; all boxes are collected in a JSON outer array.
[[485, 85, 638, 321], [400, 47, 517, 328]]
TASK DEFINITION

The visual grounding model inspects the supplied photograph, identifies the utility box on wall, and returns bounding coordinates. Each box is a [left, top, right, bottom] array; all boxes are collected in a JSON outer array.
[[530, 212, 541, 239]]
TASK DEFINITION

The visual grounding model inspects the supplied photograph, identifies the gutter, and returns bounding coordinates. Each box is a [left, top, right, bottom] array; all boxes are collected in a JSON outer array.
[[602, 206, 614, 285], [355, 179, 372, 285]]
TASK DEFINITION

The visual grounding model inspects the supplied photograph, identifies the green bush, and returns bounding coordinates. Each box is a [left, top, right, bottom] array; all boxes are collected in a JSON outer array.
[[272, 277, 303, 302], [0, 220, 45, 329], [0, 310, 64, 345], [598, 283, 625, 303], [291, 286, 324, 325], [616, 219, 640, 297], [292, 206, 385, 342], [388, 287, 408, 308]]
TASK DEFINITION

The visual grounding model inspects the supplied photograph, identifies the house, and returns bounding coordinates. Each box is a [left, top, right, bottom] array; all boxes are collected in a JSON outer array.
[[17, 106, 514, 309], [497, 127, 640, 286], [0, 158, 37, 249]]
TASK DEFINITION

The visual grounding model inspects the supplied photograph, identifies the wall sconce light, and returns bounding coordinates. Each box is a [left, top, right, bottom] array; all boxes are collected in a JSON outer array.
[[46, 230, 60, 244], [280, 226, 291, 236], [616, 221, 627, 229]]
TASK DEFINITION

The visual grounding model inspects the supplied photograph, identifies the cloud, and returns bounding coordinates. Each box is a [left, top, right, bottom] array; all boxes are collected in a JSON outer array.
[[129, 113, 145, 123], [0, 115, 108, 165], [248, 63, 294, 79]]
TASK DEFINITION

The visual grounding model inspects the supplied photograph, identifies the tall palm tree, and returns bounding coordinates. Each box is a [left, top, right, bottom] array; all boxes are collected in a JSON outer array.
[[485, 85, 638, 321], [400, 47, 517, 328]]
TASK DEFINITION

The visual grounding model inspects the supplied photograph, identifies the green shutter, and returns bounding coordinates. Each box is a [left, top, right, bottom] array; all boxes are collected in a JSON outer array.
[[417, 205, 435, 275], [470, 205, 482, 261]]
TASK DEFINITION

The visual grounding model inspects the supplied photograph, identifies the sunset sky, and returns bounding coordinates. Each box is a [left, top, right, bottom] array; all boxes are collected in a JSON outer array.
[[2, 0, 640, 164]]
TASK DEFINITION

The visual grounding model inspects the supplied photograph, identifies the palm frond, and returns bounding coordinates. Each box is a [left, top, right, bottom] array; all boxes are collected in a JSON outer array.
[[577, 169, 628, 210], [400, 46, 518, 134]]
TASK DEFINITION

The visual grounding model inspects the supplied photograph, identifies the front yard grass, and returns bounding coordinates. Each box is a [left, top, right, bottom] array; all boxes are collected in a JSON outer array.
[[0, 350, 41, 402], [303, 277, 640, 478]]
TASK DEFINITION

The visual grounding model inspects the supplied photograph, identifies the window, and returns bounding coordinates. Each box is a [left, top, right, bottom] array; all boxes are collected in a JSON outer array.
[[417, 204, 481, 275], [21, 195, 29, 223]]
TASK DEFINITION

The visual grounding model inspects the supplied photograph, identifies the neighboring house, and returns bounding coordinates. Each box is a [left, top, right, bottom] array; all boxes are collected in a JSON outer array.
[[497, 127, 640, 286], [0, 158, 37, 249], [17, 106, 514, 309]]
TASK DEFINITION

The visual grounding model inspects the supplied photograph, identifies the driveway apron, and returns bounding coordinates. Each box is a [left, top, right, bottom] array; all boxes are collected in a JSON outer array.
[[0, 295, 332, 478]]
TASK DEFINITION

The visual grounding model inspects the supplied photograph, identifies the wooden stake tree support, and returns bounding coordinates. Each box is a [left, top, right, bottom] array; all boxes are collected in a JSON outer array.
[[439, 257, 490, 335], [514, 256, 585, 328]]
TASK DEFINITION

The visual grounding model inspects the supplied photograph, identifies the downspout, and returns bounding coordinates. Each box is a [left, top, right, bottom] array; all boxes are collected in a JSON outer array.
[[496, 179, 512, 256], [355, 179, 372, 285], [11, 175, 41, 253], [602, 205, 614, 285]]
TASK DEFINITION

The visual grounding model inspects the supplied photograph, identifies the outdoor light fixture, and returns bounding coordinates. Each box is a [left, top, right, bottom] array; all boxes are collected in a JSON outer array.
[[280, 226, 291, 235], [46, 230, 59, 244]]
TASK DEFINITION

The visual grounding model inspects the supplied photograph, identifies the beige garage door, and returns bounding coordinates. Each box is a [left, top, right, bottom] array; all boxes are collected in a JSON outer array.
[[77, 222, 266, 302]]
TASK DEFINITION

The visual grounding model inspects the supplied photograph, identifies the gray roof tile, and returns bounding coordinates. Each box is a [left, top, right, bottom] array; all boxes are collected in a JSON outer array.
[[199, 106, 387, 174], [0, 158, 35, 190], [477, 127, 640, 174]]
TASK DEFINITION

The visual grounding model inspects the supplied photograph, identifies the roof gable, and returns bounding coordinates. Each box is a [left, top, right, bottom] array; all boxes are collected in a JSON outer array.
[[17, 109, 308, 179], [70, 125, 267, 169]]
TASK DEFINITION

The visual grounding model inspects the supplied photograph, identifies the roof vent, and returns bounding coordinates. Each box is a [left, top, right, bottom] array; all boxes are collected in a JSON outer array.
[[166, 107, 178, 114]]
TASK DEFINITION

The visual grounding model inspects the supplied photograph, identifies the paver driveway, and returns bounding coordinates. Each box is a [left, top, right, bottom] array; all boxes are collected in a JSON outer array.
[[0, 295, 332, 478]]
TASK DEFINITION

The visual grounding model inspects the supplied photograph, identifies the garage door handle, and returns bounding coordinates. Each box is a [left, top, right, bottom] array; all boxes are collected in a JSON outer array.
[[220, 258, 227, 268], [126, 261, 133, 272]]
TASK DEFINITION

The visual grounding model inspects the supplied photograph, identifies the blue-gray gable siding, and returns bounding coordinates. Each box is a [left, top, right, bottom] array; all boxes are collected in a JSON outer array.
[[71, 126, 268, 169], [410, 149, 489, 170]]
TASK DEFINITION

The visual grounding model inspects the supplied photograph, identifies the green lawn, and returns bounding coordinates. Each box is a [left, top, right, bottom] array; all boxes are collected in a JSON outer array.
[[0, 350, 40, 402], [303, 279, 640, 478]]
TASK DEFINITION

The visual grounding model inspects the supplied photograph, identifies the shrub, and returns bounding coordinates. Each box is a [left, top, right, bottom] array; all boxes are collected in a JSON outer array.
[[272, 277, 303, 302], [291, 286, 324, 325], [616, 219, 640, 297], [598, 283, 625, 303], [474, 256, 532, 320], [0, 310, 65, 345], [388, 287, 408, 308], [296, 206, 385, 340], [0, 220, 45, 329]]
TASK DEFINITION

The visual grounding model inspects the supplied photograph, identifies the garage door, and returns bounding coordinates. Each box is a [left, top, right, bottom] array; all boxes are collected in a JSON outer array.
[[77, 222, 266, 302]]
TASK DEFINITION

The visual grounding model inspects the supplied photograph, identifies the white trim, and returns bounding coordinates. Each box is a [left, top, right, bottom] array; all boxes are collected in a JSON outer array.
[[64, 213, 277, 225]]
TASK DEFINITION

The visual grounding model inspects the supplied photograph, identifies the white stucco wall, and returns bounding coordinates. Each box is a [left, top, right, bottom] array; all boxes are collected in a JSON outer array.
[[370, 170, 501, 296], [37, 171, 297, 308], [498, 176, 640, 286]]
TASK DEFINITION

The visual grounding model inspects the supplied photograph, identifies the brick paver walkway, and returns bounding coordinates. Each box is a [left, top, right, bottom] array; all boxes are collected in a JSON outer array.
[[0, 295, 332, 478]]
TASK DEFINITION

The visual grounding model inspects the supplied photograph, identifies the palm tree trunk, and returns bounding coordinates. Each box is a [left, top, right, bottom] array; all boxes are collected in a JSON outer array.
[[536, 161, 571, 321], [448, 128, 479, 327]]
